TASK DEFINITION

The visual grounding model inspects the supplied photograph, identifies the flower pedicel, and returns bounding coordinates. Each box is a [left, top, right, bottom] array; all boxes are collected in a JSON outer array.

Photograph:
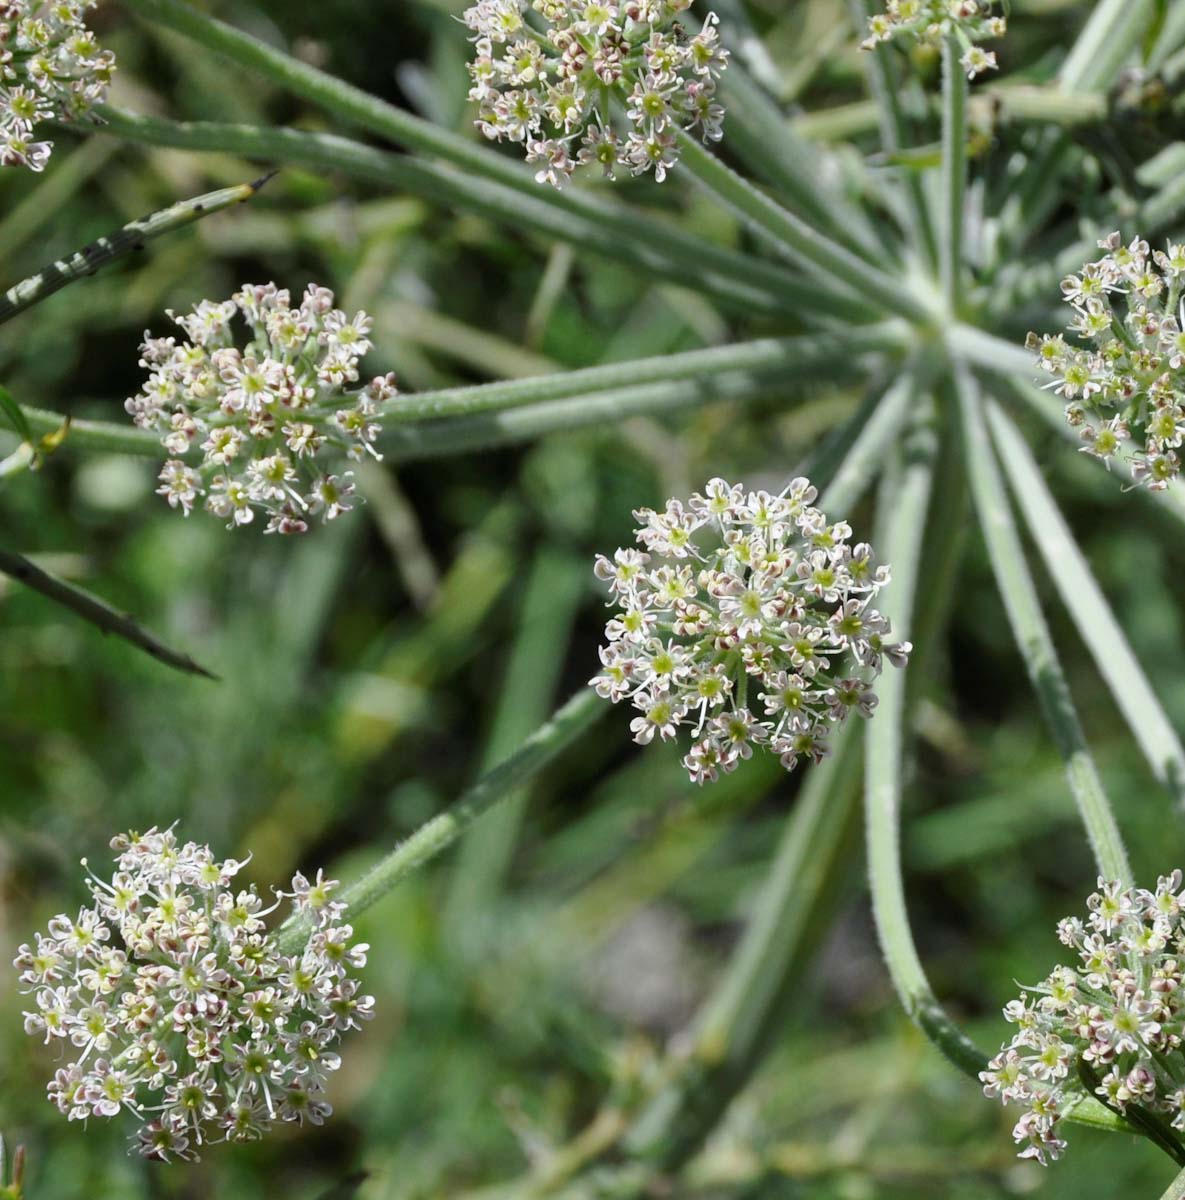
[[14, 826, 374, 1161]]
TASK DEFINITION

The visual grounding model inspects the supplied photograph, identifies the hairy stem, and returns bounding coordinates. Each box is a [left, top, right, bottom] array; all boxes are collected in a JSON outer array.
[[864, 397, 986, 1076]]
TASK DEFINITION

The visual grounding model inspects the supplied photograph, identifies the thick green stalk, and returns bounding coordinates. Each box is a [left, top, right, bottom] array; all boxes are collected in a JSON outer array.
[[0, 405, 159, 457], [1, 353, 858, 468], [95, 106, 855, 321], [674, 135, 931, 324], [1162, 1165, 1185, 1200], [987, 401, 1185, 815], [380, 371, 802, 462], [939, 36, 967, 312], [387, 325, 906, 423], [0, 547, 215, 679], [955, 371, 1131, 886], [864, 399, 985, 1076], [0, 177, 270, 325], [276, 689, 606, 952]]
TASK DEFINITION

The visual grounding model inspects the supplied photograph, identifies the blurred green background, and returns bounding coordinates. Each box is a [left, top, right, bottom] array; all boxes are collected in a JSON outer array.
[[2, 0, 1185, 1196]]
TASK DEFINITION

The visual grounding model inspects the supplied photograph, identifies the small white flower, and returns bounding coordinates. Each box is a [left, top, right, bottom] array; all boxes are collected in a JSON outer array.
[[127, 285, 397, 532], [0, 0, 114, 172], [1030, 234, 1185, 492], [461, 0, 728, 186], [591, 478, 908, 784], [15, 827, 374, 1160]]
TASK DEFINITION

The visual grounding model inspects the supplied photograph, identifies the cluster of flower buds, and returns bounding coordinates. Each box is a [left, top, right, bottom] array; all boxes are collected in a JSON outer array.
[[461, 0, 729, 188], [982, 873, 1185, 1165], [1, 0, 115, 172], [14, 826, 374, 1161], [1029, 233, 1185, 492], [126, 283, 396, 534], [591, 478, 910, 785], [861, 1, 1006, 78]]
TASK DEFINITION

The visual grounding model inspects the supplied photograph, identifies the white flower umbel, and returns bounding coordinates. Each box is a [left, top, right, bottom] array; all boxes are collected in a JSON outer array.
[[982, 872, 1185, 1166], [591, 477, 910, 785], [0, 1, 115, 172], [14, 826, 375, 1161], [1029, 233, 1185, 492], [461, 0, 729, 188], [861, 1, 1007, 78], [127, 283, 397, 533]]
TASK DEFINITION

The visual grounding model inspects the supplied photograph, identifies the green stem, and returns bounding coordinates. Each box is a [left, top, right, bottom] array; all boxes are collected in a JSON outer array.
[[0, 404, 161, 457], [0, 176, 271, 325], [1161, 1165, 1185, 1199], [277, 690, 606, 953], [1059, 0, 1157, 93], [864, 397, 985, 1077], [386, 325, 907, 424], [987, 400, 1185, 815], [847, 0, 937, 270], [674, 134, 930, 324], [0, 547, 215, 679], [715, 64, 880, 257], [379, 371, 811, 462], [955, 370, 1132, 886], [94, 106, 849, 321], [940, 36, 967, 312]]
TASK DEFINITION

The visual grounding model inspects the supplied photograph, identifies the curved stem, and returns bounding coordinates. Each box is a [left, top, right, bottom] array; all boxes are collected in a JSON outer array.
[[955, 369, 1132, 886], [864, 397, 986, 1076], [939, 35, 967, 312]]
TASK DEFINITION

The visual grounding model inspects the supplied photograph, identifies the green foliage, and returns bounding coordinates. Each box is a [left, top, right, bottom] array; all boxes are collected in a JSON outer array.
[[2, 0, 1185, 1197]]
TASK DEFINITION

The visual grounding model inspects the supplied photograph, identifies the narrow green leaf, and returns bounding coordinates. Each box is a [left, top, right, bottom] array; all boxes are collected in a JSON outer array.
[[0, 177, 273, 325], [0, 386, 33, 447]]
